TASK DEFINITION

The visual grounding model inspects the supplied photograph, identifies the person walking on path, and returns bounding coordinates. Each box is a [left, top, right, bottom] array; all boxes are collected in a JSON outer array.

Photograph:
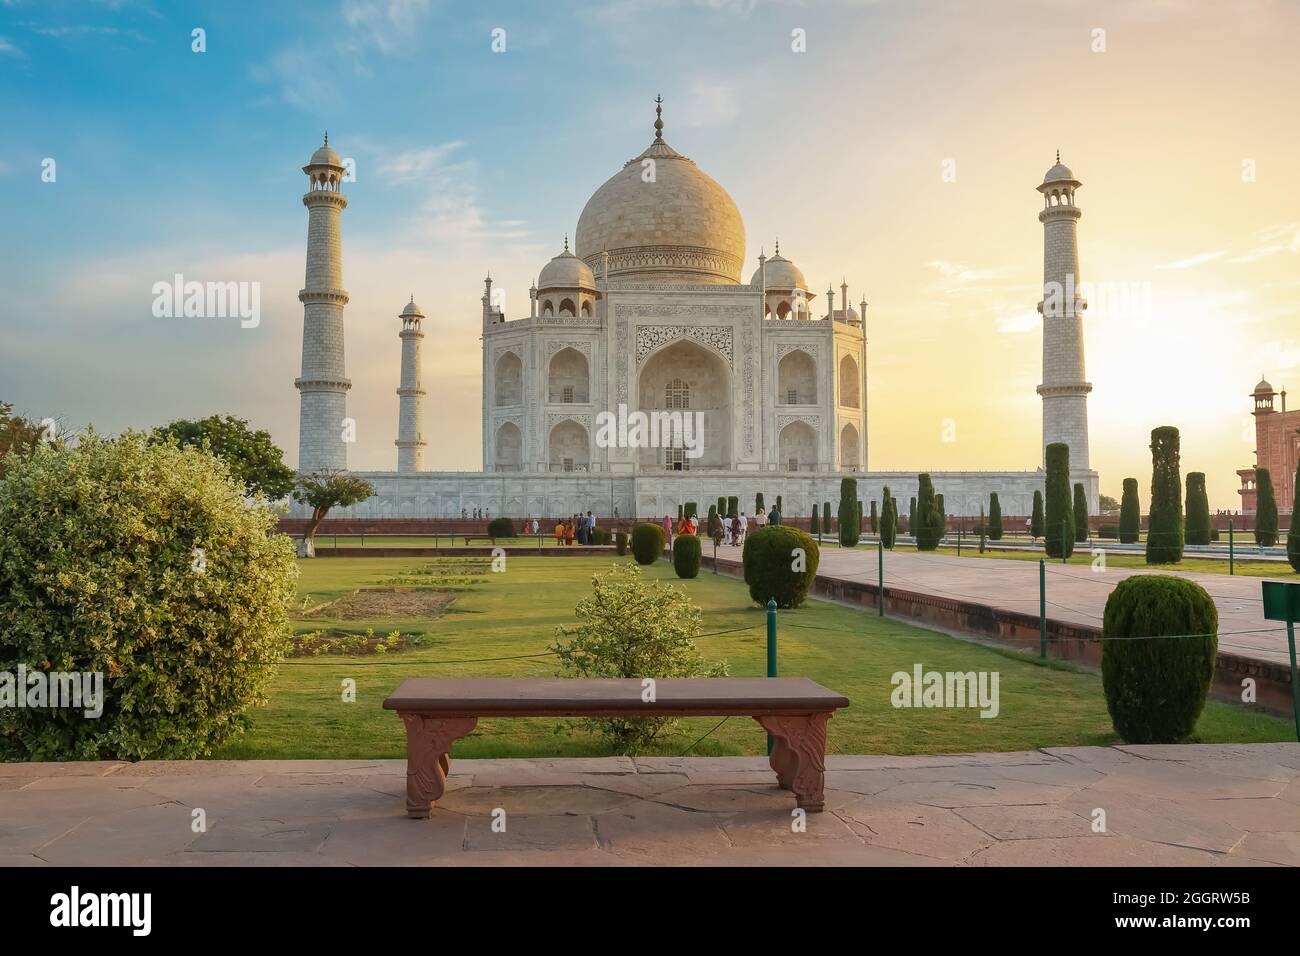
[[662, 514, 673, 546]]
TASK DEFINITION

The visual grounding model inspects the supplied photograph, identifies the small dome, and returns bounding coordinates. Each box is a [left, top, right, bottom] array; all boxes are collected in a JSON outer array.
[[751, 252, 807, 291], [1254, 377, 1274, 396], [308, 134, 342, 168], [832, 307, 859, 322], [400, 297, 424, 318], [1042, 153, 1077, 185], [538, 240, 596, 291]]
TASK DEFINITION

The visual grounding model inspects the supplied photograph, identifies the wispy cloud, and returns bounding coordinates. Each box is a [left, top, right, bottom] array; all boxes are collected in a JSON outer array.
[[0, 35, 23, 57], [995, 310, 1039, 334], [927, 260, 1004, 283], [1154, 249, 1226, 270], [375, 142, 466, 184]]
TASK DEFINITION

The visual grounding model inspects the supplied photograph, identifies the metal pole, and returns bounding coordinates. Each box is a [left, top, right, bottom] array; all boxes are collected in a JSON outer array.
[[1288, 619, 1300, 743], [878, 537, 884, 617], [1229, 519, 1235, 575], [766, 598, 778, 755], [1039, 558, 1047, 659]]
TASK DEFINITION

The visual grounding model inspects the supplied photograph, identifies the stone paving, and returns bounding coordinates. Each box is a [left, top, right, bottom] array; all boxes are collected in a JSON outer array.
[[810, 548, 1297, 667], [2, 745, 1298, 866]]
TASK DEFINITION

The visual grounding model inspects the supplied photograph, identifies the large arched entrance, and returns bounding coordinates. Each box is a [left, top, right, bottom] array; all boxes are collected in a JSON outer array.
[[778, 420, 817, 472], [636, 339, 731, 470]]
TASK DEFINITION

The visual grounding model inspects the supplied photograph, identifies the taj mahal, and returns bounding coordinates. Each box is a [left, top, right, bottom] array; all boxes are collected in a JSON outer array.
[[292, 99, 1098, 521]]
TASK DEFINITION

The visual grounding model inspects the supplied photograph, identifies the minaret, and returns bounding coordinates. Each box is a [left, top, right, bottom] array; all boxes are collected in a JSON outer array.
[[295, 133, 351, 474], [395, 296, 426, 473], [1036, 152, 1092, 475]]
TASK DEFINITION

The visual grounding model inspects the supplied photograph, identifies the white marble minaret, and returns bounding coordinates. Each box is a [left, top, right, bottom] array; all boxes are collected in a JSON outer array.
[[295, 134, 351, 474], [1036, 153, 1092, 476], [395, 297, 426, 472]]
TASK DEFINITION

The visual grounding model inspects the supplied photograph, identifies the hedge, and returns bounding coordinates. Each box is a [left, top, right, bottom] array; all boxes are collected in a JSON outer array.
[[487, 516, 515, 539], [630, 522, 664, 564], [742, 525, 819, 609], [672, 534, 702, 578]]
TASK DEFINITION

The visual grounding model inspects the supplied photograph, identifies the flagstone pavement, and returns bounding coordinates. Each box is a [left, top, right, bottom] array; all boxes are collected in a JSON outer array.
[[2, 745, 1299, 866]]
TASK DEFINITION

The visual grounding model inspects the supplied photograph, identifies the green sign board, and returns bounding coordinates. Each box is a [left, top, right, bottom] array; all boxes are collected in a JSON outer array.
[[1262, 581, 1300, 622]]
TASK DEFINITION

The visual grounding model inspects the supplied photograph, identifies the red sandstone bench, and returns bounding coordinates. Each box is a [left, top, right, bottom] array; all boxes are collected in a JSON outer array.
[[384, 677, 850, 817]]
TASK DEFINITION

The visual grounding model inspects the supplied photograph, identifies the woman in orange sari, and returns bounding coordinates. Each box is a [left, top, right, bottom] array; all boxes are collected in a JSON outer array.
[[565, 517, 576, 546], [554, 519, 565, 545]]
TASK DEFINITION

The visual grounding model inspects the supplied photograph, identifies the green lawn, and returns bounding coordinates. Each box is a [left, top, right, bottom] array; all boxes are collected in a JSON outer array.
[[213, 555, 1295, 760], [315, 535, 574, 548]]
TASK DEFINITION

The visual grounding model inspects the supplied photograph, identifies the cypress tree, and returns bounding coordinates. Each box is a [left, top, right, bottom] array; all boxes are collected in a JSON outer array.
[[685, 501, 698, 520], [838, 477, 861, 547], [717, 496, 726, 518], [677, 504, 683, 520], [727, 495, 738, 518], [1146, 426, 1184, 564], [811, 505, 820, 538], [988, 493, 1003, 540], [1184, 472, 1211, 546], [755, 492, 765, 514], [909, 496, 916, 536], [1119, 478, 1140, 544], [823, 501, 831, 535], [1073, 483, 1089, 543], [1044, 442, 1074, 558], [1031, 490, 1044, 540], [935, 494, 946, 541], [978, 503, 987, 553], [1288, 459, 1300, 572], [915, 474, 943, 551], [1255, 468, 1279, 547], [869, 500, 878, 534], [776, 494, 783, 515], [880, 486, 897, 549]]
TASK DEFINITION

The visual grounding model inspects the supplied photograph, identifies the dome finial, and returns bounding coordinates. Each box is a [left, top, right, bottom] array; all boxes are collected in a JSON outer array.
[[654, 94, 664, 141], [1056, 148, 1060, 163], [563, 233, 569, 253], [775, 237, 780, 256], [324, 130, 329, 146]]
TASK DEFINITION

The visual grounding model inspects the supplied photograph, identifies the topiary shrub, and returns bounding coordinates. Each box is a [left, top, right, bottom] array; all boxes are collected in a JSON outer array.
[[630, 522, 664, 565], [915, 474, 943, 551], [838, 477, 860, 547], [880, 486, 897, 549], [591, 527, 612, 546], [755, 492, 765, 514], [1098, 524, 1119, 540], [1044, 443, 1074, 558], [1290, 461, 1300, 573], [1119, 478, 1140, 544], [1255, 468, 1279, 547], [1101, 575, 1217, 744], [550, 563, 726, 754], [1073, 483, 1089, 543], [988, 493, 1003, 540], [726, 495, 738, 518], [742, 525, 819, 609], [822, 501, 831, 536], [810, 506, 820, 537], [615, 530, 629, 556], [1147, 426, 1184, 564], [0, 434, 298, 760], [1185, 472, 1211, 546], [869, 500, 878, 534], [684, 502, 698, 520], [672, 534, 702, 579], [1030, 489, 1044, 540], [487, 516, 515, 539]]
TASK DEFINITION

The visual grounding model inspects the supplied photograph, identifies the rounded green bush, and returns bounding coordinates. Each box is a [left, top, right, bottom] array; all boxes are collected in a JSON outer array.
[[1101, 575, 1218, 744], [742, 526, 819, 608], [487, 516, 515, 539], [672, 534, 701, 578], [630, 522, 664, 565], [0, 434, 299, 760], [615, 530, 629, 556]]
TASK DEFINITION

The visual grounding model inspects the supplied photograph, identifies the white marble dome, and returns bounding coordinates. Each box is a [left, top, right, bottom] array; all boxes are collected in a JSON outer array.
[[750, 251, 807, 291], [575, 134, 745, 285], [537, 240, 596, 291]]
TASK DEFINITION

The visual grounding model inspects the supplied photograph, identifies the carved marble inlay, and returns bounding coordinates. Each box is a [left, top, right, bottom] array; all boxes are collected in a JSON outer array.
[[776, 342, 820, 361], [546, 339, 593, 360], [546, 413, 592, 432], [777, 414, 821, 430], [635, 324, 734, 368]]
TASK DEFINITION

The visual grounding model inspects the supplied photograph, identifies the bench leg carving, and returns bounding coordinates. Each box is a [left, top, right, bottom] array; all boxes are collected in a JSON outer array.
[[754, 713, 830, 812], [400, 714, 478, 818]]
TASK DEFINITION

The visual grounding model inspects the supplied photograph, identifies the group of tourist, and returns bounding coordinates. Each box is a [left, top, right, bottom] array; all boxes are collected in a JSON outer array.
[[662, 505, 780, 548], [463, 507, 490, 520], [554, 511, 598, 545]]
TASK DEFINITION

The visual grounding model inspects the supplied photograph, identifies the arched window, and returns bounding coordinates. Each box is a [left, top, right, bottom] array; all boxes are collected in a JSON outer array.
[[581, 300, 592, 317], [665, 378, 690, 409], [559, 298, 576, 317], [541, 300, 554, 317]]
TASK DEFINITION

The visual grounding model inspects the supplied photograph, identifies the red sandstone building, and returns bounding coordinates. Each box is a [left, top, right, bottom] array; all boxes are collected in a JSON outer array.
[[1237, 377, 1298, 515]]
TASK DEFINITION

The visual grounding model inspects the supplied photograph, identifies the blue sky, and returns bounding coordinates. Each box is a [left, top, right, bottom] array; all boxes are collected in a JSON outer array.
[[2, 0, 1298, 508]]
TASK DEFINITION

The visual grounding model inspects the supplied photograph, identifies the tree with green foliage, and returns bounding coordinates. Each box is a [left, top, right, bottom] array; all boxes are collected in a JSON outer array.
[[755, 492, 765, 514], [978, 503, 987, 553], [1073, 483, 1089, 543], [934, 494, 945, 541], [630, 522, 665, 564], [677, 504, 683, 520], [0, 433, 297, 760], [823, 501, 831, 537], [717, 496, 726, 518], [742, 526, 819, 608], [0, 402, 51, 477], [776, 495, 783, 515], [915, 474, 943, 551], [1184, 472, 1211, 546], [838, 477, 861, 547], [810, 505, 821, 538], [908, 496, 916, 536], [550, 564, 725, 754], [672, 534, 701, 578], [1289, 459, 1300, 572], [1044, 443, 1074, 558], [869, 500, 878, 534], [1101, 575, 1217, 743], [1255, 467, 1279, 547], [1098, 493, 1120, 514], [1031, 490, 1044, 540], [1146, 426, 1184, 564], [293, 470, 377, 556], [152, 414, 296, 501], [684, 501, 697, 520], [880, 487, 897, 549], [1119, 478, 1140, 544], [726, 495, 738, 518], [988, 492, 1003, 540]]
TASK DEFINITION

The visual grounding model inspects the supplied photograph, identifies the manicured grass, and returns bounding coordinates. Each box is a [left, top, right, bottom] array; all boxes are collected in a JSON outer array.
[[875, 541, 1291, 578], [314, 535, 577, 548], [213, 555, 1295, 760]]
